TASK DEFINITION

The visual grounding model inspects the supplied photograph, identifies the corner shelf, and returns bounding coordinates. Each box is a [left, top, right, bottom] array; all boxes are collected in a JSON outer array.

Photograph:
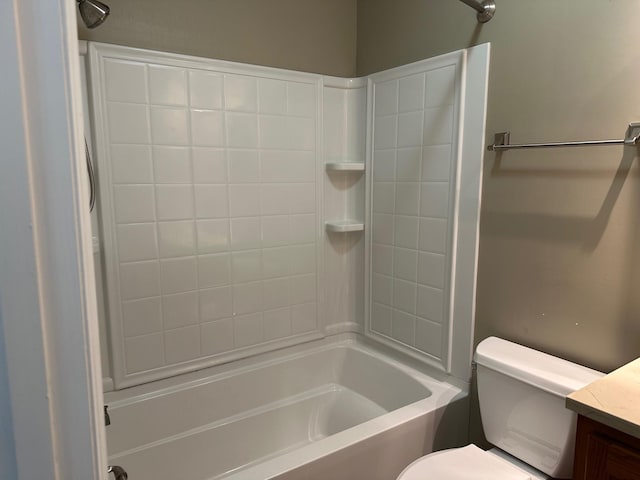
[[325, 220, 365, 233], [325, 162, 365, 172]]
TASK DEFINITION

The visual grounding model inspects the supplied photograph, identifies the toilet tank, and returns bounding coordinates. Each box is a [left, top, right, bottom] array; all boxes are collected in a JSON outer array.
[[474, 337, 603, 479]]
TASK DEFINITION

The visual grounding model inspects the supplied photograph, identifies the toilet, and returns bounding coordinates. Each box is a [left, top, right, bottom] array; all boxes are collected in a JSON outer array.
[[397, 337, 603, 480]]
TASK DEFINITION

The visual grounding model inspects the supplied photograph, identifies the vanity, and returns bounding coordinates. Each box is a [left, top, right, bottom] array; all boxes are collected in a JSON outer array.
[[567, 358, 640, 480]]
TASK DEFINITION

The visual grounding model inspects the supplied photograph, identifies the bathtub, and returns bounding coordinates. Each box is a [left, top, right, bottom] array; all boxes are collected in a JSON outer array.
[[104, 335, 468, 480]]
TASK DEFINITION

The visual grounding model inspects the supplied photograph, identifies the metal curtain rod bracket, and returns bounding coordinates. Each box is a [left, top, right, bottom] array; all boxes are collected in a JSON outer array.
[[487, 122, 640, 152], [458, 0, 496, 23]]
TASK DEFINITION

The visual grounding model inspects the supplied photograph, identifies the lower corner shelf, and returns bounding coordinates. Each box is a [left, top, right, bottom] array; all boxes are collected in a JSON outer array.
[[325, 220, 365, 233], [325, 162, 365, 172]]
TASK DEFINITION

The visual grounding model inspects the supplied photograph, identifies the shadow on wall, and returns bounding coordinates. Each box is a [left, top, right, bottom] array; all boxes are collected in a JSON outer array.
[[431, 391, 471, 450], [326, 230, 362, 254], [486, 147, 637, 251], [467, 23, 482, 49], [467, 363, 489, 448]]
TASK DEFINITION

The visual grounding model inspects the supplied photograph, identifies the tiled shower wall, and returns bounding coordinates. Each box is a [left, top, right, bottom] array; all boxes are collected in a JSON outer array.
[[368, 52, 463, 369], [90, 43, 483, 388], [91, 44, 322, 388]]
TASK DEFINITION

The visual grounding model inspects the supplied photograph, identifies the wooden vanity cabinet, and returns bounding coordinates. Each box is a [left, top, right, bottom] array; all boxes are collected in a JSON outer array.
[[573, 414, 640, 480]]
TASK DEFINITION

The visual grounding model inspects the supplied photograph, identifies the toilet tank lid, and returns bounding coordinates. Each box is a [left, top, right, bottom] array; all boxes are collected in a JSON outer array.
[[474, 337, 604, 397]]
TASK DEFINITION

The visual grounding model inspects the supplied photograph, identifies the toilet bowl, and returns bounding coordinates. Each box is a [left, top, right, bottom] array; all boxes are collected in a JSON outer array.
[[397, 445, 548, 480], [396, 337, 603, 480]]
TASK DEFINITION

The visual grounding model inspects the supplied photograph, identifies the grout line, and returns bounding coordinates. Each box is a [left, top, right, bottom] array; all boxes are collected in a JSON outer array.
[[144, 63, 167, 367], [185, 68, 205, 359], [220, 75, 238, 350]]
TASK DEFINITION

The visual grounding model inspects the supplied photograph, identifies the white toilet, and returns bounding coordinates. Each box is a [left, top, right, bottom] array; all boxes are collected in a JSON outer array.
[[397, 337, 603, 480]]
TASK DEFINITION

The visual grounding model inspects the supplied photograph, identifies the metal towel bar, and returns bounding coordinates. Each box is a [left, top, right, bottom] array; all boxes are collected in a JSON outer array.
[[487, 122, 640, 152]]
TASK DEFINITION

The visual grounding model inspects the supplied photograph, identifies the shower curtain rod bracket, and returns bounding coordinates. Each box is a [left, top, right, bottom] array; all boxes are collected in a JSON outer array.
[[491, 131, 510, 150], [624, 122, 640, 146], [477, 0, 496, 23], [458, 0, 496, 23]]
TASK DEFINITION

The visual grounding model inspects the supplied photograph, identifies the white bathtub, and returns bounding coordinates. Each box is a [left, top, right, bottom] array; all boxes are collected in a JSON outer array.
[[104, 336, 468, 480]]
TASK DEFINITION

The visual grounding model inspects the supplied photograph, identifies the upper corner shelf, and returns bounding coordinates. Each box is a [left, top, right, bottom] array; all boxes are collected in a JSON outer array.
[[325, 162, 365, 172]]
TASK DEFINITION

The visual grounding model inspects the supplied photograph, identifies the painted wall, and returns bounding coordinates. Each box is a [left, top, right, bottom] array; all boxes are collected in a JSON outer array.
[[78, 0, 357, 77], [0, 317, 18, 480], [358, 0, 640, 374]]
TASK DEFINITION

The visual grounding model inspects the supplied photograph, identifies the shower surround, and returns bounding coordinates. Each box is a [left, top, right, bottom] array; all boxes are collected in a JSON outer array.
[[86, 41, 488, 478]]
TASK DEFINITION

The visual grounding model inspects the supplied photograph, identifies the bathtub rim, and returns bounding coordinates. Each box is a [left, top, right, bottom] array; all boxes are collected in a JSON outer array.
[[104, 333, 469, 408]]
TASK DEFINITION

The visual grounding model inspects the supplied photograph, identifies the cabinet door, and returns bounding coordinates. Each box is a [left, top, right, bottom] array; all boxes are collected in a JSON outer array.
[[585, 434, 640, 480], [606, 443, 640, 480]]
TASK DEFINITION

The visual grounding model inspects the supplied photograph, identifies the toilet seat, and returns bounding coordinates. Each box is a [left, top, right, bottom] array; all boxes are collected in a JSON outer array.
[[396, 444, 533, 480]]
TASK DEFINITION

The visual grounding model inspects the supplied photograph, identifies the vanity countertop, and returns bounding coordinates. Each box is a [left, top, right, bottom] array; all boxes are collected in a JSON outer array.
[[567, 357, 640, 440]]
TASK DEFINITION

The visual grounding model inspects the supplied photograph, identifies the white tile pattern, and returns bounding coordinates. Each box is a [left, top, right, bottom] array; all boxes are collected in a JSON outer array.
[[369, 58, 461, 363], [96, 52, 320, 383]]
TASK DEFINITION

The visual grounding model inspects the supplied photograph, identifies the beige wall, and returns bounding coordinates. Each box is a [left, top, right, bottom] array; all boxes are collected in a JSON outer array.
[[358, 0, 640, 375], [79, 0, 357, 77]]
